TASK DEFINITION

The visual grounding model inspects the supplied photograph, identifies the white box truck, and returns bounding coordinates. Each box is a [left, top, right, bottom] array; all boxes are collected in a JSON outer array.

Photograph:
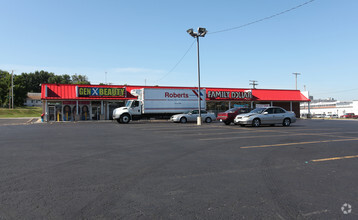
[[113, 88, 206, 123]]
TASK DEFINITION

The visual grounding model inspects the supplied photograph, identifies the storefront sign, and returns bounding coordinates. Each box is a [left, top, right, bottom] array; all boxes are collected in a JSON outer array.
[[78, 87, 125, 97], [207, 90, 252, 100]]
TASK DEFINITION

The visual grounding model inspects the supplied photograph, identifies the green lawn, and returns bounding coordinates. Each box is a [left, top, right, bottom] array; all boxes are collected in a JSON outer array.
[[0, 107, 42, 118]]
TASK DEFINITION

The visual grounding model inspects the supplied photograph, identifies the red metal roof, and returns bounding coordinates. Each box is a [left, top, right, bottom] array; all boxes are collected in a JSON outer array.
[[41, 84, 310, 102], [250, 89, 310, 101]]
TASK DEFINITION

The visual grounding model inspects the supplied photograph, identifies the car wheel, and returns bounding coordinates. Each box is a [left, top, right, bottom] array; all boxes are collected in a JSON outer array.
[[283, 118, 291, 126], [252, 118, 261, 127], [205, 117, 212, 123], [120, 114, 131, 124], [116, 119, 121, 124], [180, 117, 187, 123], [224, 121, 231, 125]]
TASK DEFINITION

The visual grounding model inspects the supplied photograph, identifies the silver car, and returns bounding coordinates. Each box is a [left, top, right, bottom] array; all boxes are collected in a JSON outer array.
[[234, 106, 296, 127], [170, 110, 216, 123]]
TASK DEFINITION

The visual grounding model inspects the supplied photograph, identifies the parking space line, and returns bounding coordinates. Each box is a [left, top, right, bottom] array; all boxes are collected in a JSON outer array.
[[311, 155, 358, 162], [199, 132, 357, 141], [240, 138, 358, 149]]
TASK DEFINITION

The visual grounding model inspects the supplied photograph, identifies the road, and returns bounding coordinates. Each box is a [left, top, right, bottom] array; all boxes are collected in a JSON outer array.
[[0, 119, 357, 219]]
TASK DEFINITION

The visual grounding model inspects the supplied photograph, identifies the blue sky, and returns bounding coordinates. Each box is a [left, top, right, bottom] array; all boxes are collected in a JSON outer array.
[[1, 0, 357, 101]]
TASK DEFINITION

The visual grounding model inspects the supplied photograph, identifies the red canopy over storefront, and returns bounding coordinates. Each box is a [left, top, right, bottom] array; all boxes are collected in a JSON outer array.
[[41, 84, 310, 102]]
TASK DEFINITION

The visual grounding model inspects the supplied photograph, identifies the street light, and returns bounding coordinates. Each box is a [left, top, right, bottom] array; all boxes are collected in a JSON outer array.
[[292, 72, 301, 90], [187, 27, 207, 125]]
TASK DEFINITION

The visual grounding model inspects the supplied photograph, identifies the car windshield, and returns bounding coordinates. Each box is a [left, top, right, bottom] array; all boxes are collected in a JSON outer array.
[[225, 108, 238, 113], [250, 108, 266, 114]]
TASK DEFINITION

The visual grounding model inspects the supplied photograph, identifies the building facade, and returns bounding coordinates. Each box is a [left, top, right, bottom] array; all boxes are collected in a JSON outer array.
[[24, 92, 42, 107], [300, 99, 358, 117], [41, 84, 310, 122]]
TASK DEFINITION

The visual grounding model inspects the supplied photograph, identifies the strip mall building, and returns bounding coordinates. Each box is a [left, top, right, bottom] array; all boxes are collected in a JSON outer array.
[[41, 84, 310, 121]]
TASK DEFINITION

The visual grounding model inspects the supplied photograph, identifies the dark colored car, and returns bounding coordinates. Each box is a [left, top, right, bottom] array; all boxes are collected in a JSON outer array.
[[216, 107, 251, 125]]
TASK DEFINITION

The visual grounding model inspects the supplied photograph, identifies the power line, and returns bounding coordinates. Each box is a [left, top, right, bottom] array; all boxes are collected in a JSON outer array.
[[156, 39, 196, 82], [209, 0, 316, 35], [157, 0, 315, 83]]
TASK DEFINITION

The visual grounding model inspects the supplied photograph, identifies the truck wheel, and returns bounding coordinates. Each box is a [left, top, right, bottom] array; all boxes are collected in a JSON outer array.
[[282, 118, 291, 126], [120, 114, 131, 124], [252, 118, 261, 127], [180, 117, 187, 123], [224, 121, 231, 125], [205, 117, 212, 123]]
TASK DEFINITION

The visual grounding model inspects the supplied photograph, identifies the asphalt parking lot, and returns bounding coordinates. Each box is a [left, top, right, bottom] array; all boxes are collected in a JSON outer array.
[[0, 119, 357, 219]]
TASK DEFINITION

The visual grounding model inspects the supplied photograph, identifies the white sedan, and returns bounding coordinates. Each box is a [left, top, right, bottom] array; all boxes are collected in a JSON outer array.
[[234, 106, 296, 127], [170, 110, 216, 123]]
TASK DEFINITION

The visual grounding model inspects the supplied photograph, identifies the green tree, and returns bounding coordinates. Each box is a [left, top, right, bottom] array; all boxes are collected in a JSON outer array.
[[0, 70, 11, 107], [71, 74, 90, 85]]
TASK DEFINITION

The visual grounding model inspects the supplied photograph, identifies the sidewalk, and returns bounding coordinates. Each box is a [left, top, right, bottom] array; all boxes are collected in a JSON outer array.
[[0, 117, 40, 126]]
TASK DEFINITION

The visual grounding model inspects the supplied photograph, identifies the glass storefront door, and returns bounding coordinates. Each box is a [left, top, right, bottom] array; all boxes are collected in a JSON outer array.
[[48, 106, 55, 121], [92, 106, 100, 120]]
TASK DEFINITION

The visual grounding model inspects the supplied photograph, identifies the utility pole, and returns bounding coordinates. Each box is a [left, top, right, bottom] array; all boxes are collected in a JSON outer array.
[[249, 80, 258, 89], [11, 70, 14, 109], [9, 88, 11, 109], [292, 72, 301, 90]]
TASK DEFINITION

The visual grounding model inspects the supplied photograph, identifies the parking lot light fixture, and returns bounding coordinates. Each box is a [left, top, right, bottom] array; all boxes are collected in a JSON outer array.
[[187, 27, 207, 125]]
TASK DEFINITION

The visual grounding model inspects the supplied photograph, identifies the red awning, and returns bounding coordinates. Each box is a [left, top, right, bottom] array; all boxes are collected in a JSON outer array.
[[251, 89, 310, 102], [41, 84, 310, 102]]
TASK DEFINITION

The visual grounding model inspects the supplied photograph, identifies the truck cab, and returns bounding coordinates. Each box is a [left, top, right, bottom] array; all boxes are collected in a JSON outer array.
[[112, 100, 142, 123], [126, 100, 142, 115]]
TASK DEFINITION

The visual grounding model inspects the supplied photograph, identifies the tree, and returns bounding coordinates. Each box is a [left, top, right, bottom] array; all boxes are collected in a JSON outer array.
[[0, 70, 11, 107], [0, 69, 91, 107], [71, 74, 90, 85], [13, 74, 27, 106], [48, 74, 72, 84]]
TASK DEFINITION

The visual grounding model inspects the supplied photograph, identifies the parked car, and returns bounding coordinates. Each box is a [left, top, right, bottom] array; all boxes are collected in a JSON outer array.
[[340, 113, 358, 119], [325, 114, 338, 118], [216, 107, 251, 125], [170, 110, 216, 123], [314, 114, 326, 118], [233, 106, 296, 127]]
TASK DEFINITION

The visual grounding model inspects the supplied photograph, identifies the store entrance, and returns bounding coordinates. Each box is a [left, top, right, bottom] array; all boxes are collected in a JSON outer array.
[[89, 101, 100, 120], [48, 106, 55, 121], [92, 106, 100, 120]]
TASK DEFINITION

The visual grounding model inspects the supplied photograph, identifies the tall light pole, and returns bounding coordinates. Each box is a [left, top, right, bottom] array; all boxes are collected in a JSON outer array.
[[187, 27, 207, 125], [292, 72, 301, 90]]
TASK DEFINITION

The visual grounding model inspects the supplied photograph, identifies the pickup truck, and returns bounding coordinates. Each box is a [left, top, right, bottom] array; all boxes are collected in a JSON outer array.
[[340, 113, 358, 119]]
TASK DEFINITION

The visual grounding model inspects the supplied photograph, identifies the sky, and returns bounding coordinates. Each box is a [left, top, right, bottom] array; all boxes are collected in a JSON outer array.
[[1, 0, 357, 101]]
